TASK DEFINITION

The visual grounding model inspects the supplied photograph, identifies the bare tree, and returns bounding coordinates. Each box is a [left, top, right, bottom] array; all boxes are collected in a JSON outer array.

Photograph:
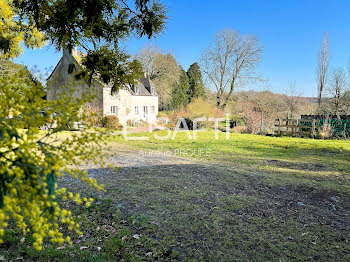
[[316, 33, 330, 107], [200, 29, 263, 110], [135, 44, 161, 80], [136, 45, 181, 110], [285, 81, 301, 117], [326, 67, 348, 115], [136, 45, 183, 110]]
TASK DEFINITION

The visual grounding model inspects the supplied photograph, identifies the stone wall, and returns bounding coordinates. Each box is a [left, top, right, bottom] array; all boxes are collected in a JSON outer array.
[[47, 50, 103, 111]]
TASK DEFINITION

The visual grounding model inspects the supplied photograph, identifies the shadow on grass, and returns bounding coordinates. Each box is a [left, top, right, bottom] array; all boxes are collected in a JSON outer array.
[[66, 163, 350, 261], [2, 162, 350, 261]]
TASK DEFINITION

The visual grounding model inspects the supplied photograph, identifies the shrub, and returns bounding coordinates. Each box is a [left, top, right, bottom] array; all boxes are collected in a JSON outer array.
[[83, 103, 103, 127], [169, 98, 225, 129], [167, 98, 226, 130], [157, 111, 169, 118], [233, 126, 248, 134], [230, 119, 237, 128], [103, 115, 121, 129], [180, 118, 194, 130], [0, 69, 104, 250], [319, 122, 333, 139], [167, 109, 187, 130], [242, 109, 261, 134], [186, 98, 224, 119]]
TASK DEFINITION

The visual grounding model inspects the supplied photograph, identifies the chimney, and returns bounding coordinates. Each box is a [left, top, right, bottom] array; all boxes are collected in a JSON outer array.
[[63, 46, 78, 57], [72, 46, 78, 57]]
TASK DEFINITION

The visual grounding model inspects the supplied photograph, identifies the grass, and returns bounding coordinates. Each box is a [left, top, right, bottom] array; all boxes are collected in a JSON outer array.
[[110, 131, 350, 189], [1, 199, 172, 261], [2, 131, 350, 261]]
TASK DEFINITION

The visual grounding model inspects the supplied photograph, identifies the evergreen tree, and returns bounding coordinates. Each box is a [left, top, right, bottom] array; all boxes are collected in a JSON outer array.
[[3, 0, 168, 92], [187, 62, 205, 102], [172, 67, 190, 109]]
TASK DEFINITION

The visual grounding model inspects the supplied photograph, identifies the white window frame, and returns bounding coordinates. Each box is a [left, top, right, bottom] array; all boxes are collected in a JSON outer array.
[[151, 106, 155, 113], [111, 106, 118, 114], [135, 106, 139, 114], [151, 87, 155, 95], [143, 106, 148, 118]]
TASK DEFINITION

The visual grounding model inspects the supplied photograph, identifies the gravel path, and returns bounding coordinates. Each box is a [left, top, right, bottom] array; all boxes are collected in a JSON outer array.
[[105, 148, 196, 168], [58, 142, 202, 194]]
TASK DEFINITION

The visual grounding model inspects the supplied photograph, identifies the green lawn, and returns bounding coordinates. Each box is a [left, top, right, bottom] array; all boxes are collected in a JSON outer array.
[[111, 131, 350, 189], [2, 131, 350, 261]]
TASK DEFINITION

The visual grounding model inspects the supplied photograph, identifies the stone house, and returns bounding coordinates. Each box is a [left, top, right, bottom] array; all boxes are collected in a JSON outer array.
[[47, 49, 158, 125]]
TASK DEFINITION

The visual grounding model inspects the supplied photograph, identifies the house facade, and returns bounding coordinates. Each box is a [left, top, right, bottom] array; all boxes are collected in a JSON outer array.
[[47, 49, 158, 125]]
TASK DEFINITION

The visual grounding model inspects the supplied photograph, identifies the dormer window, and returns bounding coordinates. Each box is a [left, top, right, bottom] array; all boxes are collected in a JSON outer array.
[[151, 87, 155, 95], [135, 86, 140, 94]]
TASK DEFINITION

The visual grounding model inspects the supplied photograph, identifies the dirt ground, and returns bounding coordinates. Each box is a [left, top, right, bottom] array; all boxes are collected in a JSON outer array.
[[57, 143, 350, 261]]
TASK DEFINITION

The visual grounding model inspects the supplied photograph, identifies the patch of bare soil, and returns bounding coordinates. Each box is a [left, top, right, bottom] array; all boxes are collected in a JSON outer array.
[[58, 145, 350, 261], [264, 159, 330, 171]]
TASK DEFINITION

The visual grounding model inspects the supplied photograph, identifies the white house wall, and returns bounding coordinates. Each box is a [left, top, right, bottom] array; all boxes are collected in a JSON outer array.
[[47, 50, 159, 126], [130, 95, 158, 124], [103, 87, 158, 125], [103, 88, 132, 124]]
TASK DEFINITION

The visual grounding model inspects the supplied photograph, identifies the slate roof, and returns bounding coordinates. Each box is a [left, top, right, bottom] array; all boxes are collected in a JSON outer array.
[[130, 78, 157, 96]]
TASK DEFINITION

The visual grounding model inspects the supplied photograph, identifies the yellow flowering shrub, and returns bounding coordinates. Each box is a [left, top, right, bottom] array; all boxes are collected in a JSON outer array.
[[0, 0, 45, 59], [0, 68, 104, 250]]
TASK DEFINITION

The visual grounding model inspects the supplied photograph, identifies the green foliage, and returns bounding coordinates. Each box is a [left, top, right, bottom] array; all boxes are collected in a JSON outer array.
[[111, 130, 350, 177], [0, 0, 45, 59], [13, 0, 167, 45], [178, 118, 194, 130], [171, 67, 190, 109], [0, 65, 104, 250], [77, 46, 144, 91], [187, 62, 205, 101], [0, 198, 173, 261], [102, 115, 121, 129], [11, 0, 168, 92], [0, 0, 168, 252]]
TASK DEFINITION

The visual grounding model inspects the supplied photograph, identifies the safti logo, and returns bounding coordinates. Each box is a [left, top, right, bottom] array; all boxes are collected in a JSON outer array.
[[123, 114, 231, 141]]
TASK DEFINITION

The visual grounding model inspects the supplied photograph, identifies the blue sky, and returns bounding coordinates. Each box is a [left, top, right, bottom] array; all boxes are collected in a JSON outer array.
[[15, 0, 350, 97]]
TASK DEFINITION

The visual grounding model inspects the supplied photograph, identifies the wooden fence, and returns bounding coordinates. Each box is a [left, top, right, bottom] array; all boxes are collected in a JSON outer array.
[[274, 118, 320, 137]]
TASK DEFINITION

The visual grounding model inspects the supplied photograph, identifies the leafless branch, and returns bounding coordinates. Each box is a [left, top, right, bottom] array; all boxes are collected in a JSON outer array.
[[135, 44, 161, 79], [316, 33, 330, 107], [326, 67, 348, 115], [200, 29, 263, 110]]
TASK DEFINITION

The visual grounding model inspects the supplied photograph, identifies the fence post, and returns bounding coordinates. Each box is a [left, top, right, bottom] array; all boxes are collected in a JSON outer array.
[[278, 118, 281, 136], [296, 119, 300, 137], [312, 119, 316, 138]]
